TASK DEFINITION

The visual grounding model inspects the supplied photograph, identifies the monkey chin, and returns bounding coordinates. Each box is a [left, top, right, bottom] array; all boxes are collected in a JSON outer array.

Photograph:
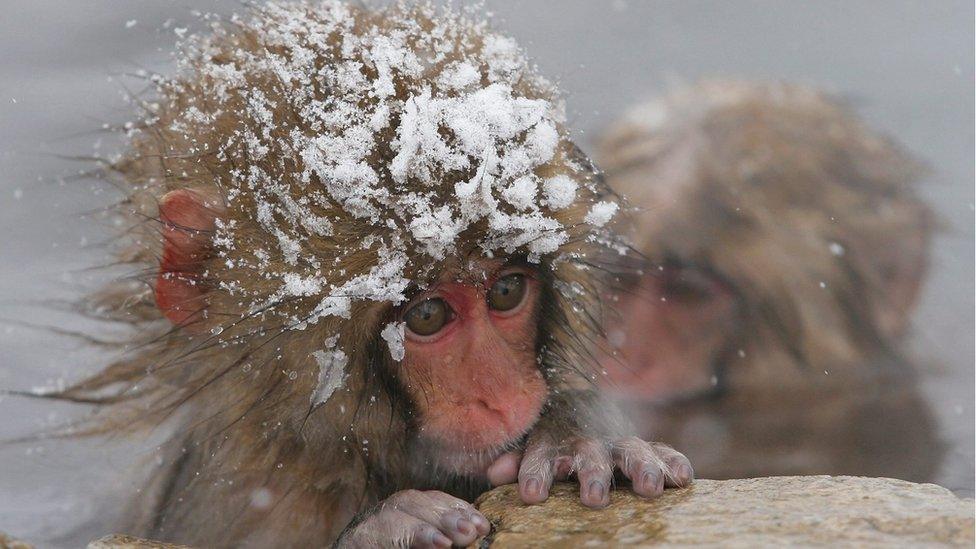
[[420, 443, 513, 478]]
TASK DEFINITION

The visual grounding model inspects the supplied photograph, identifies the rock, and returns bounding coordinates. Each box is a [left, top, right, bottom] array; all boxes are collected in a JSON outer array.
[[87, 535, 190, 549], [474, 477, 974, 547], [13, 476, 965, 548]]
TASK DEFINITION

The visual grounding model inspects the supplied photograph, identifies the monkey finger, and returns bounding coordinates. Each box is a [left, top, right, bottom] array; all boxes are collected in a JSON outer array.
[[345, 509, 451, 549], [486, 451, 522, 486], [573, 438, 614, 509], [517, 436, 558, 504], [651, 442, 694, 488], [382, 490, 490, 546], [422, 491, 492, 541], [611, 437, 666, 498]]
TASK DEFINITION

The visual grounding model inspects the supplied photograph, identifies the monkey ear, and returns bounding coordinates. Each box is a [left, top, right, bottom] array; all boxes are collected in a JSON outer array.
[[155, 188, 223, 327]]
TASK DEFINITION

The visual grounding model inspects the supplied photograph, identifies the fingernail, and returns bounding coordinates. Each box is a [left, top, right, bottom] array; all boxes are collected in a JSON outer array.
[[641, 470, 657, 492], [455, 518, 474, 537], [677, 464, 694, 483], [641, 471, 654, 491], [588, 480, 607, 502], [432, 532, 452, 548], [525, 478, 541, 496]]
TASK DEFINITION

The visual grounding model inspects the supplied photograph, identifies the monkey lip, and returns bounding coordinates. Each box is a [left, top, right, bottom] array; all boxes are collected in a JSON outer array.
[[427, 445, 511, 477]]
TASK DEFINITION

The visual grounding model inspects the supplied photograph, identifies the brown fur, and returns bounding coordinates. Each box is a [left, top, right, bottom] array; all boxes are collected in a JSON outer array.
[[597, 80, 941, 481], [47, 3, 623, 546]]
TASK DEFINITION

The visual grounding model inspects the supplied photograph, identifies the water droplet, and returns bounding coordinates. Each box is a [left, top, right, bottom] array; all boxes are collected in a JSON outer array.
[[250, 488, 272, 509]]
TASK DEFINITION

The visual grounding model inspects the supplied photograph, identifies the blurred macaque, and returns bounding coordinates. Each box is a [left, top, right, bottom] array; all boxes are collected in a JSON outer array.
[[597, 81, 941, 481]]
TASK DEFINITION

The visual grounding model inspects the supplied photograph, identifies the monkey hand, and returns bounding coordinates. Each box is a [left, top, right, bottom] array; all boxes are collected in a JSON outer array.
[[486, 434, 694, 509], [335, 489, 491, 548]]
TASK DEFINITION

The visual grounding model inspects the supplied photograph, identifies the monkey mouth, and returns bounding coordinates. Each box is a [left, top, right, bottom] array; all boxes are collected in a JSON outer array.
[[424, 445, 514, 478]]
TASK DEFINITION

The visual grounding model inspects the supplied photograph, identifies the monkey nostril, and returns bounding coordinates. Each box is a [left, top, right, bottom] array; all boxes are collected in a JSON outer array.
[[473, 397, 527, 431], [474, 398, 500, 415], [465, 398, 506, 426]]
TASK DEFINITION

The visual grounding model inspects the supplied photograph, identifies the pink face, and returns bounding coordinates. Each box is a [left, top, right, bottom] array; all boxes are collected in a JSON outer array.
[[396, 262, 547, 458], [602, 264, 738, 401]]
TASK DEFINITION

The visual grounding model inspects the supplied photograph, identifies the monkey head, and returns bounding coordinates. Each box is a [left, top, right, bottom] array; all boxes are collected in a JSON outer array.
[[591, 81, 941, 482], [596, 81, 934, 403], [69, 1, 626, 499]]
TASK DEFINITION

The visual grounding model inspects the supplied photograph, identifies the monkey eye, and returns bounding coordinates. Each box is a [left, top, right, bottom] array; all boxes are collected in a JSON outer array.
[[662, 266, 721, 302], [488, 273, 527, 312], [403, 298, 452, 336]]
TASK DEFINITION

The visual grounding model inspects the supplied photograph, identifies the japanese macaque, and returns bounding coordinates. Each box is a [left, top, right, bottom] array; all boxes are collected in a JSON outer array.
[[45, 2, 692, 547], [596, 81, 940, 481]]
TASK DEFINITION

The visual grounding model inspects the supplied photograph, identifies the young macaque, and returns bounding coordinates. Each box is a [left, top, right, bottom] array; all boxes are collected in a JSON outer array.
[[596, 80, 941, 482], [50, 2, 691, 547]]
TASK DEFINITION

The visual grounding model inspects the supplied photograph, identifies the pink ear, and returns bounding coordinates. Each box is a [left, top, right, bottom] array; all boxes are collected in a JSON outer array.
[[155, 189, 222, 327]]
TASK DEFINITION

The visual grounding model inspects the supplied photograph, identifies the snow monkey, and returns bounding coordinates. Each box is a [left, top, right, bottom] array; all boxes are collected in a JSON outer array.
[[596, 81, 940, 482], [47, 2, 692, 547]]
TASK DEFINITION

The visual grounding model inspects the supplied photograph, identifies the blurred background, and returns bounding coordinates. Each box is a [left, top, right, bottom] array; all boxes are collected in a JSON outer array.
[[0, 1, 971, 546]]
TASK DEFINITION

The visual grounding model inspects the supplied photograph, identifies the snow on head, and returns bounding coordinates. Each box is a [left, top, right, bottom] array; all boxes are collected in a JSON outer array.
[[381, 321, 406, 362], [542, 175, 578, 210], [311, 336, 348, 406], [143, 1, 621, 358], [585, 201, 619, 227]]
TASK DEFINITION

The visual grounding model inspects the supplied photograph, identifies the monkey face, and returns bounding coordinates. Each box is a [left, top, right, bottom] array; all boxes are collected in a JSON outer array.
[[394, 259, 547, 461], [150, 188, 549, 475], [604, 262, 738, 402]]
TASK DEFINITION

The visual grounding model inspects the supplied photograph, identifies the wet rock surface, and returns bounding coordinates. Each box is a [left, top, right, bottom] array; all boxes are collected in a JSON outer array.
[[474, 477, 975, 547], [86, 534, 192, 549], [6, 476, 969, 548]]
